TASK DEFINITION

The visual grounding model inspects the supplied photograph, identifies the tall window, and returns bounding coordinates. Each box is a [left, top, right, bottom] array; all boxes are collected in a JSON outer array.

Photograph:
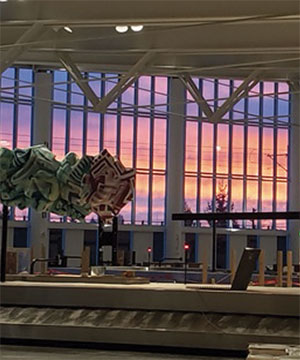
[[0, 67, 33, 221], [52, 71, 168, 225], [184, 78, 289, 230]]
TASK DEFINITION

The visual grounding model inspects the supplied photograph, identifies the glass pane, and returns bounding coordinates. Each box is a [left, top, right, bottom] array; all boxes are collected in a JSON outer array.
[[277, 129, 288, 178], [232, 125, 244, 175], [200, 177, 213, 227], [52, 108, 66, 159], [86, 112, 100, 155], [69, 110, 83, 156], [71, 81, 84, 106], [19, 68, 33, 100], [248, 83, 260, 121], [186, 78, 199, 117], [277, 82, 289, 122], [202, 79, 215, 112], [120, 115, 133, 167], [152, 175, 165, 225], [201, 123, 214, 173], [261, 181, 273, 229], [154, 77, 168, 113], [17, 105, 31, 148], [246, 180, 258, 228], [0, 102, 14, 148], [136, 117, 150, 169], [14, 208, 29, 221], [233, 80, 245, 120], [103, 114, 117, 155], [122, 84, 135, 106], [104, 73, 118, 109], [184, 176, 197, 213], [216, 124, 229, 174], [276, 181, 287, 230], [185, 121, 198, 172], [138, 76, 151, 110], [53, 70, 68, 103], [119, 202, 132, 224], [217, 80, 230, 117], [153, 118, 167, 170], [263, 82, 274, 124], [0, 68, 15, 99], [135, 174, 149, 224], [231, 179, 243, 228], [247, 127, 259, 176], [262, 128, 273, 177]]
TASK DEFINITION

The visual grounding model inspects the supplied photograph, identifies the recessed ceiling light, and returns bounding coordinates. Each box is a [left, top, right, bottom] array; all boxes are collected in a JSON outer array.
[[64, 26, 73, 33], [0, 0, 8, 3], [216, 145, 222, 151], [115, 25, 129, 33], [131, 25, 144, 32]]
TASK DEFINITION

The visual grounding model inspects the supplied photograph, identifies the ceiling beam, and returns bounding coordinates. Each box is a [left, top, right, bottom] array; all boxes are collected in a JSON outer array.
[[57, 51, 100, 108], [209, 70, 261, 122], [58, 51, 156, 113], [0, 23, 46, 74], [180, 71, 261, 123], [94, 51, 156, 113], [179, 74, 214, 120]]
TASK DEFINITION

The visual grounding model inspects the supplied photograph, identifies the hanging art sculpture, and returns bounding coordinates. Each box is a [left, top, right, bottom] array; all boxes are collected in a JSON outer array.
[[0, 144, 135, 222]]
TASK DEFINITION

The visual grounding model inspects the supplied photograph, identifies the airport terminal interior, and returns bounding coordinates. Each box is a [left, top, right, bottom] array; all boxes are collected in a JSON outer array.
[[0, 1, 299, 359]]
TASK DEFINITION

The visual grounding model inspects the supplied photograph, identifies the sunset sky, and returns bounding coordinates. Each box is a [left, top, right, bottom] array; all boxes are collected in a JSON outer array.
[[0, 69, 289, 227]]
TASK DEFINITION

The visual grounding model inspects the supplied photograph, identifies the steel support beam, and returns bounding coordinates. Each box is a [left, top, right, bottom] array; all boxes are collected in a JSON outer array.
[[0, 23, 45, 74], [209, 70, 261, 122], [57, 51, 100, 108], [58, 51, 155, 113], [181, 71, 261, 123], [94, 51, 156, 113], [179, 74, 214, 120]]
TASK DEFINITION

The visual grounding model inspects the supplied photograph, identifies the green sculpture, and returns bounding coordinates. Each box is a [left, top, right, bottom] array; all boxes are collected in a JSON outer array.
[[0, 145, 135, 221]]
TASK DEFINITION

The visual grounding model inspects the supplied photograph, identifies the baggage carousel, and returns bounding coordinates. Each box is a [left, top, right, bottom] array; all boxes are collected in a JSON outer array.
[[1, 281, 299, 352]]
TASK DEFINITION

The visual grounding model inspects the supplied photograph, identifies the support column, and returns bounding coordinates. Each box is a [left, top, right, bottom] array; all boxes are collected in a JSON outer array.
[[165, 77, 185, 258], [30, 70, 52, 270], [289, 81, 300, 265]]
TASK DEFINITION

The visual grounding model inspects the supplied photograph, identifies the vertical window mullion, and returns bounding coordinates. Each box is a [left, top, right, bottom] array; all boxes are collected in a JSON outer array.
[[13, 68, 18, 149], [82, 72, 88, 156], [212, 79, 218, 212], [257, 82, 263, 229], [273, 82, 279, 228], [148, 76, 155, 225], [197, 79, 202, 215], [132, 78, 138, 224], [243, 94, 249, 220], [65, 72, 71, 154], [99, 73, 105, 151], [116, 73, 121, 157], [228, 80, 233, 213]]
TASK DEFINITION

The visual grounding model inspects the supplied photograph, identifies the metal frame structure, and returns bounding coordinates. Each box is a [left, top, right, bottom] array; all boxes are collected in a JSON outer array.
[[172, 211, 300, 271], [183, 78, 290, 231]]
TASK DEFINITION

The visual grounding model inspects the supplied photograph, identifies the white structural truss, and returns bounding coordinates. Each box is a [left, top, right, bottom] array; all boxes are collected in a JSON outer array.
[[58, 51, 156, 113], [180, 71, 261, 122], [0, 23, 46, 75]]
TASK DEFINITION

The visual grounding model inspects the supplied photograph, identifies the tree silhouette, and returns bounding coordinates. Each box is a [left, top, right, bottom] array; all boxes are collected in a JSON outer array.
[[206, 181, 239, 228]]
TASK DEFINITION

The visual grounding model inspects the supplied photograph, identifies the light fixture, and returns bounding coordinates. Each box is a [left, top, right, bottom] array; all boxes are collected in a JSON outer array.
[[130, 25, 144, 32], [115, 25, 129, 33], [216, 145, 222, 151], [0, 0, 8, 2], [63, 26, 73, 33]]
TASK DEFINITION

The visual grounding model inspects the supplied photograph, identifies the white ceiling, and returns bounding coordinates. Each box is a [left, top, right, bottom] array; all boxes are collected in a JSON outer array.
[[1, 0, 300, 80]]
